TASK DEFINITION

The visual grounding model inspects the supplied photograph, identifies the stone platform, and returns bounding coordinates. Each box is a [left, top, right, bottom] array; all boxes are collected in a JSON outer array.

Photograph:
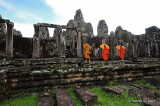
[[0, 58, 160, 101]]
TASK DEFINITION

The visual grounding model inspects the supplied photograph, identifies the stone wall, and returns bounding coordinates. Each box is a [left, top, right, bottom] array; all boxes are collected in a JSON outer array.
[[0, 69, 8, 101], [0, 38, 5, 58], [0, 58, 160, 101]]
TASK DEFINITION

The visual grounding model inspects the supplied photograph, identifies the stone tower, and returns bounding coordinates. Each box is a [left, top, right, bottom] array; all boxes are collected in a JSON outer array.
[[85, 22, 94, 37], [74, 9, 85, 32], [97, 20, 108, 37]]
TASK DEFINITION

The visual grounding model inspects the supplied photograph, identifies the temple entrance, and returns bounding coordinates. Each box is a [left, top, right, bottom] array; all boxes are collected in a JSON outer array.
[[32, 23, 83, 58]]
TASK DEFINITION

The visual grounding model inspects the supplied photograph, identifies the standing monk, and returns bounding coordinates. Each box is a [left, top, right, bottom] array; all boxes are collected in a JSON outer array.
[[119, 45, 125, 60], [116, 45, 126, 60], [83, 43, 92, 62], [102, 45, 109, 60], [100, 44, 110, 61]]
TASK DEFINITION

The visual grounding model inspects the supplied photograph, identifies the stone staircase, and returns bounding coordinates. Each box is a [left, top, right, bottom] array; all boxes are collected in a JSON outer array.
[[0, 58, 160, 102]]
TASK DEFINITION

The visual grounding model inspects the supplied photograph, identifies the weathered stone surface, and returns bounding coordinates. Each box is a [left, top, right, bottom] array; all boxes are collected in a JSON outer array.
[[65, 20, 77, 56], [13, 28, 22, 37], [103, 86, 124, 95], [38, 92, 54, 106], [97, 20, 108, 37], [145, 26, 160, 35], [146, 77, 160, 88], [128, 84, 160, 106], [56, 88, 75, 106], [0, 15, 6, 39], [74, 9, 85, 32], [74, 88, 97, 106], [142, 97, 160, 106], [39, 27, 49, 39], [85, 22, 94, 37]]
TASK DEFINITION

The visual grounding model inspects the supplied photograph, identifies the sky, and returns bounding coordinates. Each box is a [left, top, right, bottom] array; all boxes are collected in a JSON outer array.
[[0, 0, 160, 38]]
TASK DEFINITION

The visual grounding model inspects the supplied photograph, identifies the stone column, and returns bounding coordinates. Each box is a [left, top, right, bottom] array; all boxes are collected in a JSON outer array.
[[56, 27, 63, 57], [132, 38, 137, 58], [147, 42, 151, 57], [155, 41, 159, 57], [6, 22, 14, 58], [76, 29, 82, 57], [32, 24, 40, 58], [102, 37, 106, 44]]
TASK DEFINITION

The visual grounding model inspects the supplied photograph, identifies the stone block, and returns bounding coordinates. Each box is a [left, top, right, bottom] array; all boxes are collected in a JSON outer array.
[[74, 88, 97, 106]]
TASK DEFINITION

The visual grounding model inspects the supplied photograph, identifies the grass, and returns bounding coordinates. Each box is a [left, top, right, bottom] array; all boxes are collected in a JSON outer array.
[[134, 80, 160, 93], [0, 80, 159, 106], [88, 87, 143, 106], [134, 80, 157, 89], [65, 88, 83, 106], [0, 95, 38, 106]]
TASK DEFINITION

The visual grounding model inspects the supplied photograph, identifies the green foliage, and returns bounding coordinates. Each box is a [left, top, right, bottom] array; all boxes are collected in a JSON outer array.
[[134, 80, 156, 88], [88, 87, 143, 106], [98, 63, 105, 66], [0, 95, 38, 106], [107, 79, 119, 86], [65, 88, 83, 106]]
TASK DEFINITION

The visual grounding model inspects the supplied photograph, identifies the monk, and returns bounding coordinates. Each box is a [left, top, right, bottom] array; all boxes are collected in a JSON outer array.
[[83, 43, 91, 62], [119, 45, 125, 60], [102, 45, 109, 60]]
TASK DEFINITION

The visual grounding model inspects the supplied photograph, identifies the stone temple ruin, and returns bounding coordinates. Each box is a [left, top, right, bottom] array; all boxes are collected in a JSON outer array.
[[0, 9, 160, 105], [0, 9, 160, 59]]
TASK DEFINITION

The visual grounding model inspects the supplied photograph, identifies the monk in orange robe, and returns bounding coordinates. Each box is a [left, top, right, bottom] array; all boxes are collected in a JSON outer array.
[[119, 45, 125, 60], [83, 43, 91, 62], [102, 45, 109, 60]]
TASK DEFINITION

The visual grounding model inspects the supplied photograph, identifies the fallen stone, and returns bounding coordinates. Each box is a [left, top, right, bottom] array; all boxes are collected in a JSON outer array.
[[142, 97, 160, 106], [38, 92, 54, 106], [103, 86, 124, 95], [56, 88, 75, 106], [74, 88, 97, 106]]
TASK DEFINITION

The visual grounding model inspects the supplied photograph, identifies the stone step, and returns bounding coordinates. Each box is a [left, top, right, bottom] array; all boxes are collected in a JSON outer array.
[[0, 58, 84, 66], [74, 88, 98, 106], [1, 63, 79, 74], [38, 92, 54, 106], [56, 88, 75, 106]]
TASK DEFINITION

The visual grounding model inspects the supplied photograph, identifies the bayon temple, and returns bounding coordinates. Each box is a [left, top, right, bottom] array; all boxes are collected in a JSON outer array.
[[1, 9, 160, 105], [0, 9, 160, 60]]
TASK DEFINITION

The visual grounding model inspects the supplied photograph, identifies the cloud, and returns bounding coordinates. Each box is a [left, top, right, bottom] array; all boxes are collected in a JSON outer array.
[[0, 0, 42, 21], [44, 0, 160, 35], [14, 23, 34, 38]]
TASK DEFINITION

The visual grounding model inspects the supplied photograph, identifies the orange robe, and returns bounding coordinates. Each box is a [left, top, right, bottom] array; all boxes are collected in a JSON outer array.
[[83, 44, 91, 59], [102, 47, 109, 60], [119, 46, 125, 60]]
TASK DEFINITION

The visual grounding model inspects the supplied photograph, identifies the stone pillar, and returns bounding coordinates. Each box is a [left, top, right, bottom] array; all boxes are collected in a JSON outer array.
[[6, 22, 14, 58], [147, 42, 151, 57], [109, 36, 114, 60], [102, 37, 106, 44], [32, 24, 40, 58], [56, 27, 63, 57], [132, 38, 137, 58], [155, 41, 159, 57], [76, 29, 82, 57]]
